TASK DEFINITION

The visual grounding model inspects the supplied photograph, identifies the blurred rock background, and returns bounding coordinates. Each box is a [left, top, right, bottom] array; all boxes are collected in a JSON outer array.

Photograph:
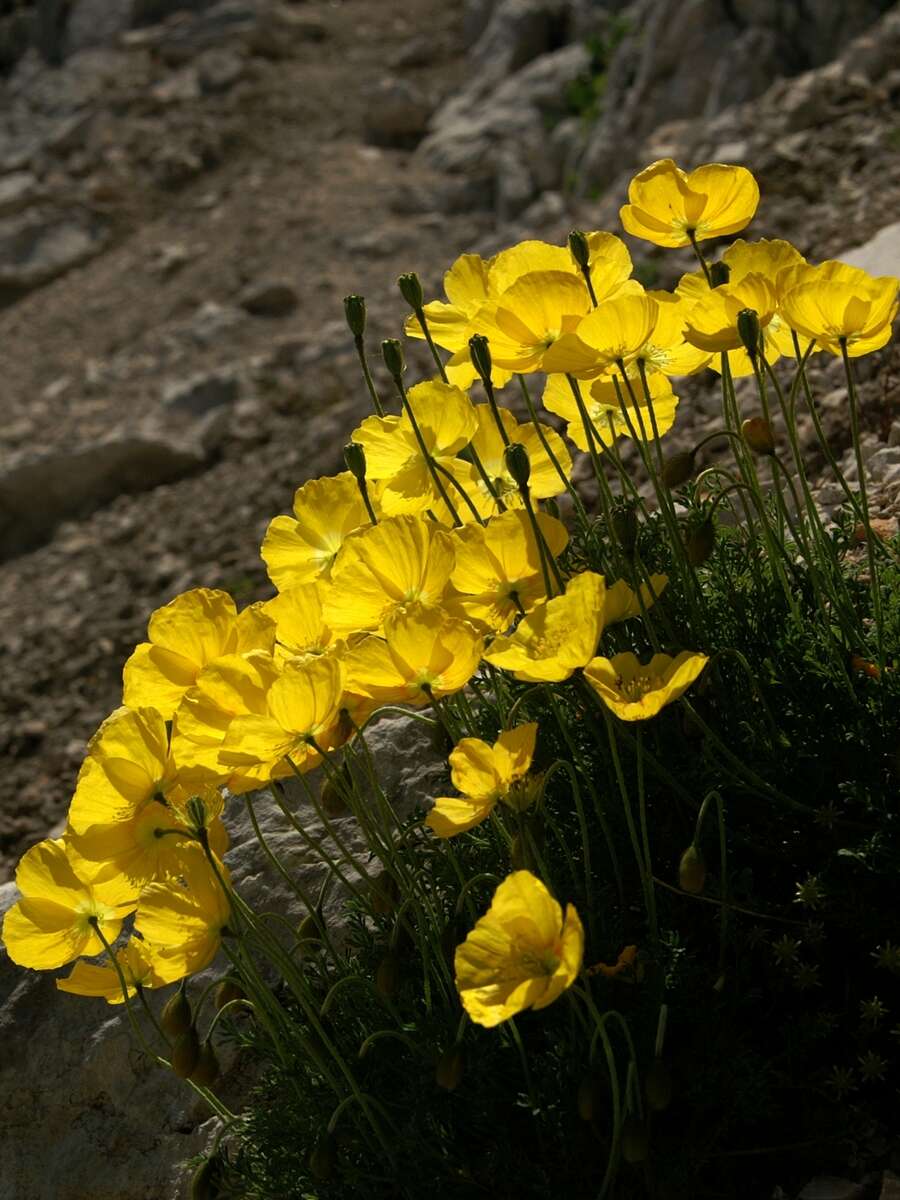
[[0, 0, 898, 880]]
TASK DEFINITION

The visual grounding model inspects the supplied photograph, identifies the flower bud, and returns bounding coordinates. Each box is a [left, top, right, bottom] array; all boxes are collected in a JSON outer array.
[[621, 1118, 649, 1163], [567, 229, 590, 270], [320, 775, 349, 818], [504, 442, 531, 489], [309, 1137, 336, 1182], [741, 416, 775, 456], [381, 338, 405, 380], [661, 450, 696, 489], [645, 1059, 673, 1111], [736, 308, 761, 360], [375, 952, 402, 998], [686, 517, 715, 567], [189, 1040, 220, 1087], [343, 294, 366, 339], [679, 843, 706, 894], [577, 1074, 605, 1122], [371, 871, 400, 916], [298, 912, 324, 958], [612, 503, 639, 556], [709, 261, 730, 288], [161, 981, 193, 1038], [215, 979, 245, 1011], [435, 1047, 464, 1091], [190, 1157, 219, 1200], [171, 1026, 201, 1078], [468, 333, 492, 384], [397, 271, 424, 311], [343, 441, 368, 482]]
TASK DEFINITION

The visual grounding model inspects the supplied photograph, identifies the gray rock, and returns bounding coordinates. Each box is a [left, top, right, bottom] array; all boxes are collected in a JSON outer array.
[[363, 76, 434, 149], [0, 171, 39, 217], [66, 0, 134, 54], [463, 0, 496, 46], [161, 368, 240, 415], [196, 44, 246, 92], [0, 209, 111, 302], [840, 221, 900, 279], [0, 711, 442, 1199], [238, 277, 298, 317]]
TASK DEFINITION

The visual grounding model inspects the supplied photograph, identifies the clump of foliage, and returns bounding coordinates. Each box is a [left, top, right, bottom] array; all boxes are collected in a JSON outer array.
[[3, 158, 899, 1200]]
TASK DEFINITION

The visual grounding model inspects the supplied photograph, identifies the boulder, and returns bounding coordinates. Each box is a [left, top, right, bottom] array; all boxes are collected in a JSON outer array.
[[0, 209, 111, 304], [0, 712, 442, 1200], [363, 76, 435, 149], [238, 277, 299, 317]]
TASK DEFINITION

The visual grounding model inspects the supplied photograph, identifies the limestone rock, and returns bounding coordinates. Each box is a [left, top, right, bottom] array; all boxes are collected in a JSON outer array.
[[238, 277, 299, 317], [840, 221, 900, 278], [0, 209, 111, 302], [363, 76, 435, 149]]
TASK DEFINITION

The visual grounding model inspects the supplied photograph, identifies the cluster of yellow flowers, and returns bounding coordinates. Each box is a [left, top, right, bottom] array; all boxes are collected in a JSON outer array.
[[3, 158, 897, 1037]]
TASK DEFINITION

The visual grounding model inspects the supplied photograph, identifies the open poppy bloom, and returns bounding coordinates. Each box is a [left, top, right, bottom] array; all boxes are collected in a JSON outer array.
[[454, 870, 583, 1027], [780, 262, 899, 357], [620, 158, 759, 248], [584, 650, 708, 720], [57, 936, 168, 1005], [543, 370, 679, 451], [426, 723, 538, 837]]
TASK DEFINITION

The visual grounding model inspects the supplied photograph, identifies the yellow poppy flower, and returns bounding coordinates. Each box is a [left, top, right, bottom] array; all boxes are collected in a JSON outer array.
[[448, 509, 569, 632], [2, 837, 135, 971], [780, 262, 899, 357], [403, 252, 492, 356], [57, 937, 168, 1004], [454, 870, 583, 1028], [483, 571, 606, 683], [620, 158, 759, 248], [122, 589, 275, 719], [426, 723, 538, 837], [172, 650, 285, 794], [263, 582, 336, 659], [459, 403, 571, 517], [682, 273, 778, 377], [473, 270, 593, 373], [325, 514, 455, 635], [583, 650, 708, 720], [135, 844, 232, 984], [543, 371, 678, 451], [261, 472, 375, 592], [345, 604, 484, 708], [542, 291, 660, 376], [352, 380, 477, 518], [604, 574, 668, 625], [488, 232, 635, 299], [218, 653, 346, 778]]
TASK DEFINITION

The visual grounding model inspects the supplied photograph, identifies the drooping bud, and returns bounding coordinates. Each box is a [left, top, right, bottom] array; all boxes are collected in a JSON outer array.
[[577, 1074, 605, 1122], [504, 442, 531, 490], [686, 517, 715, 567], [381, 338, 406, 381], [309, 1137, 336, 1182], [343, 441, 368, 482], [375, 952, 402, 998], [741, 416, 775, 456], [468, 333, 492, 384], [621, 1119, 649, 1163], [370, 871, 400, 916], [190, 1157, 219, 1200], [678, 844, 706, 894], [298, 911, 324, 958], [567, 229, 590, 270], [661, 449, 696, 489], [215, 978, 245, 1011], [612, 503, 639, 556], [189, 1040, 220, 1087], [320, 774, 349, 818], [171, 1026, 201, 1078], [736, 308, 761, 360], [709, 261, 730, 288], [343, 294, 367, 339], [435, 1047, 465, 1091], [161, 981, 193, 1038], [397, 271, 424, 311], [645, 1059, 673, 1111]]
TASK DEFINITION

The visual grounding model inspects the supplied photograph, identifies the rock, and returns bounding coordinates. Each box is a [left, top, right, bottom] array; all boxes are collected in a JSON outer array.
[[0, 209, 111, 303], [161, 369, 240, 416], [196, 45, 246, 93], [248, 5, 329, 58], [238, 278, 299, 317], [798, 1179, 866, 1200], [0, 171, 40, 218], [178, 301, 247, 346], [840, 221, 900, 278], [463, 0, 496, 46], [363, 76, 434, 149], [66, 0, 134, 54], [0, 712, 441, 1199]]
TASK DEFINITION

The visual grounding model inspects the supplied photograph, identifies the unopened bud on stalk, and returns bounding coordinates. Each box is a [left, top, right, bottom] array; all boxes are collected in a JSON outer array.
[[504, 442, 531, 489], [686, 517, 715, 566], [645, 1059, 673, 1111], [436, 1047, 465, 1091], [468, 333, 493, 383], [381, 338, 406, 380], [397, 271, 424, 311], [215, 978, 245, 1011], [577, 1074, 605, 1122], [544, 497, 561, 520], [371, 870, 400, 915], [343, 294, 366, 339], [661, 449, 696, 489], [741, 417, 775, 456], [298, 912, 324, 957], [189, 1040, 220, 1087], [171, 1026, 201, 1078], [343, 441, 368, 482], [709, 261, 730, 288], [190, 1157, 219, 1200], [320, 775, 349, 817], [309, 1137, 336, 1182], [621, 1118, 649, 1164], [375, 952, 402, 998], [612, 503, 639, 556], [567, 229, 590, 270], [161, 981, 193, 1038], [679, 843, 706, 893], [737, 308, 761, 360]]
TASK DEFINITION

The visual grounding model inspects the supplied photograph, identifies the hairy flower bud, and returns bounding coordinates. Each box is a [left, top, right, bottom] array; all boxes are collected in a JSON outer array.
[[737, 308, 761, 360], [215, 978, 245, 1011], [741, 416, 775, 456], [621, 1118, 649, 1163], [577, 1074, 605, 1122], [189, 1040, 220, 1087], [190, 1157, 219, 1200], [435, 1047, 464, 1091], [645, 1059, 673, 1111], [343, 441, 368, 482], [397, 271, 424, 311], [161, 981, 193, 1038], [709, 261, 730, 288], [612, 503, 639, 556], [686, 517, 715, 567], [171, 1026, 201, 1078], [298, 911, 324, 958], [679, 844, 706, 893], [381, 338, 405, 380], [370, 871, 400, 916], [661, 450, 696, 489], [567, 229, 590, 270], [468, 333, 493, 384], [309, 1138, 336, 1182], [375, 952, 402, 998], [504, 442, 531, 489], [343, 294, 366, 338]]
